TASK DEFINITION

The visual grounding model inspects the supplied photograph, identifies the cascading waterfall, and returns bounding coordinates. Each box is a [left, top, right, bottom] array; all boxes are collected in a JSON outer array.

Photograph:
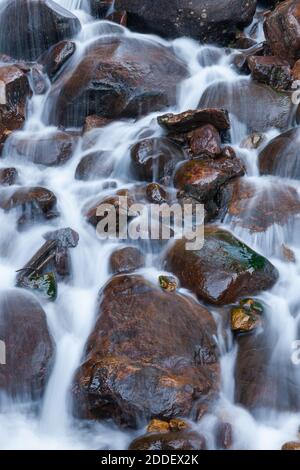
[[0, 0, 300, 450]]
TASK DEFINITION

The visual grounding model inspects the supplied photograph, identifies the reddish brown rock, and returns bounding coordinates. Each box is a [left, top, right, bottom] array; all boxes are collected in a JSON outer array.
[[0, 289, 54, 399], [83, 115, 112, 133], [282, 441, 300, 450], [247, 56, 292, 91], [129, 430, 207, 450], [0, 64, 31, 144], [158, 108, 230, 134], [39, 40, 76, 81], [164, 227, 279, 306], [199, 79, 293, 133], [72, 274, 219, 427], [131, 137, 186, 183], [185, 124, 222, 158], [264, 0, 300, 65], [223, 178, 300, 233], [0, 186, 58, 228], [215, 422, 233, 450], [174, 150, 245, 203], [145, 183, 168, 204], [47, 36, 187, 127], [0, 0, 81, 61], [0, 167, 18, 185], [75, 151, 113, 180], [259, 128, 300, 179], [292, 59, 300, 80], [7, 131, 80, 166], [109, 246, 145, 274]]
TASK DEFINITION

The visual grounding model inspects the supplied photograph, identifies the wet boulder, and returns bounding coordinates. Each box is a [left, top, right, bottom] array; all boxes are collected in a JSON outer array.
[[72, 274, 219, 427], [6, 130, 80, 166], [0, 167, 17, 185], [75, 151, 113, 181], [199, 79, 294, 133], [145, 183, 169, 204], [0, 289, 54, 399], [247, 56, 292, 91], [109, 246, 145, 274], [83, 115, 112, 133], [282, 442, 300, 450], [223, 178, 300, 233], [164, 226, 279, 306], [0, 0, 81, 61], [264, 0, 300, 65], [39, 40, 76, 81], [47, 36, 188, 127], [235, 326, 300, 412], [114, 0, 256, 45], [0, 64, 31, 144], [258, 128, 300, 179], [174, 149, 245, 204], [184, 125, 222, 158], [0, 186, 58, 228], [131, 137, 186, 183]]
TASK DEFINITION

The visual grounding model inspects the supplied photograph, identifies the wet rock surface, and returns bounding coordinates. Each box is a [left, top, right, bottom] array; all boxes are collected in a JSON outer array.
[[0, 289, 54, 399], [72, 274, 219, 427], [165, 227, 279, 305], [109, 246, 145, 274], [47, 36, 188, 127], [0, 0, 81, 61], [115, 0, 256, 45]]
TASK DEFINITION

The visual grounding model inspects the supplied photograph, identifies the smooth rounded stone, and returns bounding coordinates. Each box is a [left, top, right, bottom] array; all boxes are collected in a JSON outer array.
[[282, 441, 300, 450], [129, 430, 207, 451], [174, 150, 245, 203], [109, 246, 145, 274], [147, 418, 190, 434], [0, 0, 81, 61], [235, 327, 300, 412], [0, 64, 31, 144], [114, 0, 256, 45], [47, 36, 188, 127], [0, 186, 58, 228], [199, 79, 294, 133], [39, 40, 76, 81], [0, 167, 17, 185], [72, 274, 219, 427], [164, 226, 279, 306], [259, 128, 300, 179], [223, 178, 300, 233], [131, 137, 186, 183], [185, 124, 222, 158], [75, 151, 113, 181], [0, 289, 54, 399], [264, 0, 300, 65], [6, 131, 80, 166], [158, 108, 230, 133]]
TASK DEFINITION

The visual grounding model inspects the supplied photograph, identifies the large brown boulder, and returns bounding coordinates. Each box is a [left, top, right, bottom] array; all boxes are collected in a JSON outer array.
[[259, 128, 300, 179], [0, 289, 54, 399], [0, 0, 81, 61], [223, 178, 300, 233], [114, 0, 256, 45], [164, 227, 279, 306], [46, 36, 188, 127], [5, 131, 80, 166], [199, 79, 294, 133], [72, 274, 219, 427], [264, 0, 300, 65], [129, 430, 207, 451]]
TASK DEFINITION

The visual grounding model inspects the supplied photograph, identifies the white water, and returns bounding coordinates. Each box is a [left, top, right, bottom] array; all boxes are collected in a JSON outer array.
[[0, 1, 300, 450]]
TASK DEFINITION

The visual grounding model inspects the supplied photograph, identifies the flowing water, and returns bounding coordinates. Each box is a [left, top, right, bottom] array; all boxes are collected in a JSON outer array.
[[0, 1, 300, 450]]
